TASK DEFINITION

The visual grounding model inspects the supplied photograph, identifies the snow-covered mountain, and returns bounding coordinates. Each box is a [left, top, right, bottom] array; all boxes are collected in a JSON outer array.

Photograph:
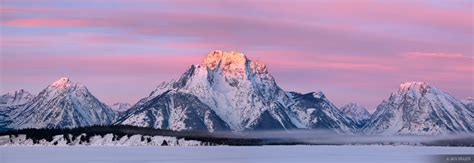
[[339, 103, 371, 128], [287, 92, 357, 133], [110, 103, 132, 113], [0, 90, 34, 131], [0, 89, 34, 107], [117, 50, 355, 133], [7, 77, 116, 129], [363, 82, 473, 136]]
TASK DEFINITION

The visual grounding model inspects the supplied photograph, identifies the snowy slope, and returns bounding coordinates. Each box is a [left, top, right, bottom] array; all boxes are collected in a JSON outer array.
[[363, 82, 473, 135], [119, 50, 354, 133], [116, 91, 230, 132], [8, 77, 116, 129], [340, 102, 371, 128], [0, 90, 34, 131]]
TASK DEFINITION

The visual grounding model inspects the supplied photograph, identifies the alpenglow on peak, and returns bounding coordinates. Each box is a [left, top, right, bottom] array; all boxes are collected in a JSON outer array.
[[51, 77, 73, 88], [201, 50, 268, 75], [203, 50, 247, 67], [398, 81, 432, 93]]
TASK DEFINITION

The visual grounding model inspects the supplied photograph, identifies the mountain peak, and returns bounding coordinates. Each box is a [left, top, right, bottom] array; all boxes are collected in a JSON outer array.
[[365, 82, 473, 135], [44, 77, 88, 97], [10, 77, 115, 129], [50, 77, 75, 88], [399, 81, 430, 93], [119, 50, 357, 133], [110, 102, 132, 112], [203, 50, 248, 69], [340, 102, 370, 115], [340, 102, 371, 127]]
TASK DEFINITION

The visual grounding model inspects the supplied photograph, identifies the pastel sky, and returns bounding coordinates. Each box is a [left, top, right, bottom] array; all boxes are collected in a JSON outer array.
[[1, 0, 472, 112]]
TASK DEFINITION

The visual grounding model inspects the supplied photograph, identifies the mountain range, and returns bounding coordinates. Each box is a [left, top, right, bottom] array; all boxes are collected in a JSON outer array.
[[1, 78, 115, 129], [1, 50, 472, 136]]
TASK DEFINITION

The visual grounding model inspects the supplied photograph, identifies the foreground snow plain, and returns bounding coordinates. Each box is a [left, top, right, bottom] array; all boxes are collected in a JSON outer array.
[[1, 145, 472, 163]]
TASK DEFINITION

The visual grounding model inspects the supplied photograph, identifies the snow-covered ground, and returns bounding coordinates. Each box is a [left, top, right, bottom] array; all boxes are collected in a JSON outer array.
[[1, 145, 472, 163]]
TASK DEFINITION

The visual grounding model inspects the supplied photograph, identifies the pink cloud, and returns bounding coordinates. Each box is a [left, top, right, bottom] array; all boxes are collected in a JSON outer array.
[[0, 31, 160, 49], [235, 0, 472, 31], [3, 17, 92, 27], [0, 5, 74, 17], [0, 36, 49, 47], [263, 57, 396, 71], [1, 0, 472, 109], [403, 52, 472, 60], [162, 42, 233, 50], [248, 50, 398, 71], [2, 1, 471, 55], [3, 54, 201, 75], [399, 51, 473, 73]]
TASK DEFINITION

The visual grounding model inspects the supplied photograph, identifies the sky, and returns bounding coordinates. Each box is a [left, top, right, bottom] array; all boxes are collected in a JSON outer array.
[[0, 0, 472, 112]]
